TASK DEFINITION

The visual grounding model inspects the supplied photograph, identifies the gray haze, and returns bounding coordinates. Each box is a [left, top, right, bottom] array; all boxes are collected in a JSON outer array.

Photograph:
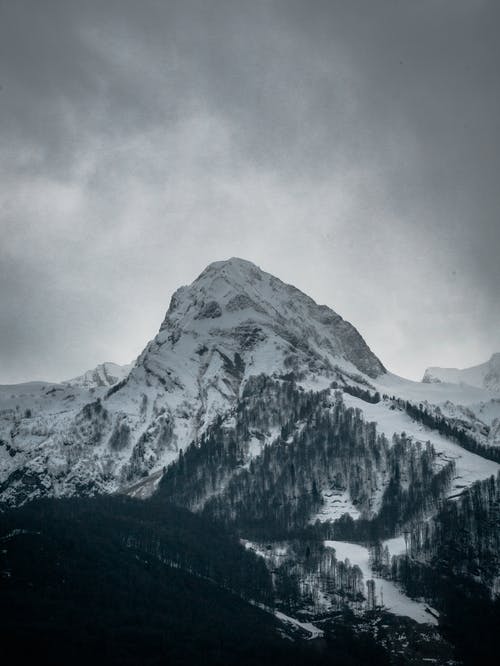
[[1, 0, 499, 383]]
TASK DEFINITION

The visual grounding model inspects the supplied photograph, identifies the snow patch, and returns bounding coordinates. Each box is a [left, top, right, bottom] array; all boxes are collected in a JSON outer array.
[[325, 540, 438, 625]]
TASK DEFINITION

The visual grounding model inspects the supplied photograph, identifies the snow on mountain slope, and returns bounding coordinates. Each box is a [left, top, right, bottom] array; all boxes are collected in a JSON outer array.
[[376, 371, 500, 447], [0, 258, 386, 505], [0, 379, 112, 502], [423, 353, 500, 393], [64, 362, 133, 389], [324, 540, 438, 624], [341, 391, 499, 497], [305, 378, 499, 527]]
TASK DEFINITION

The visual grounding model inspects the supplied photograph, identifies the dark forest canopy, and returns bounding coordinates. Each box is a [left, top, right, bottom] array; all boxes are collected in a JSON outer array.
[[0, 494, 390, 666]]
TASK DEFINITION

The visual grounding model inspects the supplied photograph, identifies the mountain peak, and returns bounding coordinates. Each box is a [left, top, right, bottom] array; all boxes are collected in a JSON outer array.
[[202, 256, 260, 274], [193, 257, 267, 293], [147, 258, 386, 390]]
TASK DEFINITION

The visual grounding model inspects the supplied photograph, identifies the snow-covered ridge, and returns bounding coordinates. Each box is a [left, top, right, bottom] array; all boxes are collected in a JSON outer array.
[[377, 371, 500, 448], [423, 353, 500, 393], [64, 362, 133, 389]]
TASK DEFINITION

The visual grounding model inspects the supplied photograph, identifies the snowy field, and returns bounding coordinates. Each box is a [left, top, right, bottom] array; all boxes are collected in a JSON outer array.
[[313, 489, 361, 523], [324, 540, 438, 625]]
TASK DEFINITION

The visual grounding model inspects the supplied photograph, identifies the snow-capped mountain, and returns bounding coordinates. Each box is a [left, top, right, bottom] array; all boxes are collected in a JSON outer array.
[[0, 258, 384, 504], [423, 353, 500, 393], [121, 256, 386, 437], [64, 361, 133, 389], [2, 257, 500, 650], [0, 258, 498, 508]]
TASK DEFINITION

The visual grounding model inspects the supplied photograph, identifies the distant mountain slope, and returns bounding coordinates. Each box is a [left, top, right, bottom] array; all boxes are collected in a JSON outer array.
[[423, 353, 500, 392], [64, 361, 133, 389]]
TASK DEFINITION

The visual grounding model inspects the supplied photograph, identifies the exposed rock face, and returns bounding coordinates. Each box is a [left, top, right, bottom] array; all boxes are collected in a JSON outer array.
[[194, 300, 223, 319]]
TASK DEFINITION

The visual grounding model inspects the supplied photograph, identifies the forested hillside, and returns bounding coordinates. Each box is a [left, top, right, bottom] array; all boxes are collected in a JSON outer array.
[[160, 378, 455, 539], [0, 495, 392, 666]]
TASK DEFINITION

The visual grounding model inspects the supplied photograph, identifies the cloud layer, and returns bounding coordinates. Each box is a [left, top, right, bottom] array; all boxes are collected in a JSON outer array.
[[1, 0, 499, 382]]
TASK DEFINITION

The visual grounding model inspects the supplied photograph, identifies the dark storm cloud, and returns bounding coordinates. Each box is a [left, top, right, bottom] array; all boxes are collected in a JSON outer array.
[[0, 0, 499, 382]]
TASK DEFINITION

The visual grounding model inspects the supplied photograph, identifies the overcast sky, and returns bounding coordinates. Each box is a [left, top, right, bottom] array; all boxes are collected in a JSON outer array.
[[1, 0, 499, 383]]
